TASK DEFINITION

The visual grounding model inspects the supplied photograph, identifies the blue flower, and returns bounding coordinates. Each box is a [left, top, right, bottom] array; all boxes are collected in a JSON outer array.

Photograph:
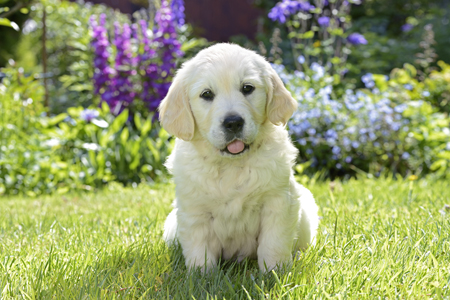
[[401, 23, 414, 32], [401, 152, 410, 159], [422, 91, 430, 97], [304, 88, 315, 98], [294, 70, 305, 79], [271, 63, 285, 75], [307, 128, 317, 136], [394, 104, 407, 113], [311, 62, 325, 81], [345, 156, 352, 163], [391, 122, 401, 131], [318, 16, 330, 27], [298, 138, 307, 146], [404, 84, 413, 91], [361, 73, 375, 88], [342, 137, 351, 148], [297, 55, 305, 64], [80, 109, 100, 122], [332, 146, 341, 154], [347, 33, 368, 45]]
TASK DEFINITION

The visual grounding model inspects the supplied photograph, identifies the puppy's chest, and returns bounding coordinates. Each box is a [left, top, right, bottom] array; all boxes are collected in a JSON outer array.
[[211, 194, 262, 242], [200, 163, 276, 201]]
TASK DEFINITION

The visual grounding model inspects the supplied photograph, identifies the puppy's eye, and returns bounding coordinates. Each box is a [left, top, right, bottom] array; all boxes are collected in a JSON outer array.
[[242, 84, 255, 95], [200, 89, 214, 101]]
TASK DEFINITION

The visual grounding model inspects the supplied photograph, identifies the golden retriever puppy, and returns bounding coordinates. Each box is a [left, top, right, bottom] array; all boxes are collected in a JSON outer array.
[[159, 43, 319, 272]]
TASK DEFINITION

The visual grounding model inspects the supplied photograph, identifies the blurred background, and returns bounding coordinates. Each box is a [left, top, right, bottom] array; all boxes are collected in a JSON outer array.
[[0, 0, 449, 197]]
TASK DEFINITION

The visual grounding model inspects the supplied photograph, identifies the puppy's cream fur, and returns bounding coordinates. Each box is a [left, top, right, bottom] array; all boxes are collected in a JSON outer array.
[[159, 43, 319, 272]]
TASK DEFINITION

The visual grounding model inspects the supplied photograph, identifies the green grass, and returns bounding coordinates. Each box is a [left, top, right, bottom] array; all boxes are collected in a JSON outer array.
[[1, 177, 449, 299]]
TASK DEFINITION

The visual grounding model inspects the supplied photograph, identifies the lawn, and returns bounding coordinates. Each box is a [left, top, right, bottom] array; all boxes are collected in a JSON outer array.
[[1, 177, 449, 299]]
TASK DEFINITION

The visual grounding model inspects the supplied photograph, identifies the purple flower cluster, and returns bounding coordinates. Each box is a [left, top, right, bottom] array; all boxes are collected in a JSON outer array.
[[89, 14, 113, 100], [268, 0, 315, 23], [141, 0, 183, 112], [107, 22, 136, 114], [89, 1, 183, 115]]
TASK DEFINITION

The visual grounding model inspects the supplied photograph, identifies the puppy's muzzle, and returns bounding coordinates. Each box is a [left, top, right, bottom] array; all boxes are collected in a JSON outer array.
[[221, 115, 249, 155], [223, 115, 245, 134]]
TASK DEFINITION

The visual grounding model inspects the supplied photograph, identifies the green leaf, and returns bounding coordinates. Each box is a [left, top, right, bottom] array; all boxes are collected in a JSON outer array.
[[181, 37, 208, 52], [430, 159, 446, 171], [330, 57, 341, 65], [120, 127, 129, 144], [141, 117, 152, 136], [110, 109, 128, 134], [134, 113, 142, 130], [301, 31, 315, 39], [329, 28, 344, 36], [48, 113, 68, 126], [0, 18, 19, 31], [146, 140, 160, 163]]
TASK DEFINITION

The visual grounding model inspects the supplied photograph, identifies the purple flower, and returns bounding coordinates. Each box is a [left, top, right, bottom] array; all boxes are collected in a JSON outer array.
[[80, 109, 100, 122], [90, 14, 113, 99], [401, 23, 414, 32], [171, 0, 185, 27], [268, 5, 287, 23], [268, 0, 315, 23], [108, 22, 136, 114], [318, 16, 330, 27], [347, 33, 368, 45], [140, 1, 183, 112]]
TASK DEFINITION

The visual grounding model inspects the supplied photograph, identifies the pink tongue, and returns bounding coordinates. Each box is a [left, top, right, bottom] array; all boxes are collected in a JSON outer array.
[[227, 140, 245, 154]]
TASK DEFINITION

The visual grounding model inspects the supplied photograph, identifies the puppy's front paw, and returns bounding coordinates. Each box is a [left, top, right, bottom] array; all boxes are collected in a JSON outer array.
[[258, 254, 293, 272], [185, 257, 217, 273]]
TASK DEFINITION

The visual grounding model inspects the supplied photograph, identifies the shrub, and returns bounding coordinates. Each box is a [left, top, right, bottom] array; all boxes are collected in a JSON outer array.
[[277, 61, 450, 179], [0, 67, 173, 196]]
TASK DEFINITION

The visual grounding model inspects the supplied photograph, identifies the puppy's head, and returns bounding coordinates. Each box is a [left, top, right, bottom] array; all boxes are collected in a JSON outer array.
[[159, 43, 297, 157]]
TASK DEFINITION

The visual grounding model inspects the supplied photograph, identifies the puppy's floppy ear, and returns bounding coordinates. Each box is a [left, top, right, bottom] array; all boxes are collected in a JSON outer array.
[[265, 65, 298, 126], [158, 69, 195, 141]]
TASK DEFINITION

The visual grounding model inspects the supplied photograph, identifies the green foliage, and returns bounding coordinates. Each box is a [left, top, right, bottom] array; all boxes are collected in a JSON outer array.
[[1, 178, 449, 298], [0, 0, 33, 66], [349, 0, 450, 77], [0, 67, 173, 196], [14, 0, 129, 113]]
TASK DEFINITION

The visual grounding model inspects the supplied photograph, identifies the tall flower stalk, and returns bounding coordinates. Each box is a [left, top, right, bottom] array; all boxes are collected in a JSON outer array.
[[109, 22, 136, 115], [90, 14, 113, 103], [141, 0, 183, 112]]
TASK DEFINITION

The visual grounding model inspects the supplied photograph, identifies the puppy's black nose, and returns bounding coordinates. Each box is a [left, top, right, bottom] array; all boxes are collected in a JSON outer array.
[[223, 115, 244, 133]]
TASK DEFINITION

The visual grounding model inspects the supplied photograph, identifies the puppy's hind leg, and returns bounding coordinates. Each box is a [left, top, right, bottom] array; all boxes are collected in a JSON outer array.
[[163, 208, 178, 245]]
